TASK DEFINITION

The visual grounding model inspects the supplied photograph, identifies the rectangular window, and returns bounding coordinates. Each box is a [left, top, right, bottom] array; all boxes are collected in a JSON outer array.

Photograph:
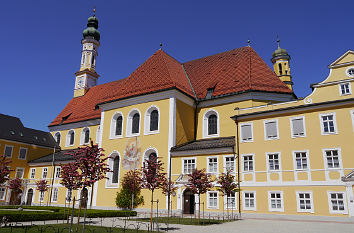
[[52, 188, 58, 202], [55, 167, 61, 179], [328, 192, 346, 213], [18, 147, 27, 160], [325, 149, 340, 169], [16, 168, 25, 179], [269, 191, 283, 211], [264, 120, 279, 140], [339, 83, 351, 95], [268, 153, 280, 171], [42, 168, 48, 179], [290, 117, 305, 137], [244, 192, 256, 210], [39, 191, 45, 202], [183, 159, 196, 174], [208, 192, 218, 209], [226, 192, 236, 209], [243, 155, 254, 172], [225, 156, 235, 172], [30, 168, 36, 179], [294, 152, 308, 170], [240, 123, 253, 142], [297, 192, 313, 212], [4, 145, 13, 157], [320, 113, 337, 134], [207, 157, 218, 174], [0, 187, 6, 200], [66, 189, 73, 202]]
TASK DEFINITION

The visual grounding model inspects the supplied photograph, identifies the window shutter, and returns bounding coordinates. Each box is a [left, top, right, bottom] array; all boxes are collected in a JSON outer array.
[[266, 121, 277, 138], [241, 125, 252, 140], [292, 118, 304, 136]]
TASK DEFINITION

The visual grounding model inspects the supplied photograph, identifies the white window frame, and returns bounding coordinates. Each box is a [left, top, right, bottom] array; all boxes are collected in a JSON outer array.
[[52, 187, 59, 202], [182, 158, 196, 174], [42, 167, 48, 179], [55, 167, 61, 179], [323, 148, 342, 170], [240, 122, 253, 142], [54, 132, 61, 146], [66, 189, 73, 202], [15, 167, 25, 179], [243, 191, 256, 211], [39, 190, 45, 202], [203, 109, 220, 138], [351, 110, 354, 132], [142, 147, 159, 167], [224, 192, 237, 210], [242, 154, 254, 172], [338, 82, 351, 96], [4, 145, 13, 158], [207, 191, 219, 209], [110, 111, 124, 139], [319, 112, 338, 135], [223, 155, 236, 173], [293, 150, 310, 171], [18, 147, 28, 160], [106, 151, 121, 188], [80, 127, 90, 145], [327, 191, 347, 214], [296, 191, 314, 213], [96, 126, 101, 143], [290, 116, 306, 138], [126, 109, 141, 137], [65, 129, 75, 147], [144, 105, 160, 135], [268, 191, 284, 212], [207, 156, 218, 174], [266, 152, 281, 172], [0, 187, 6, 200], [264, 119, 279, 140], [30, 168, 36, 179]]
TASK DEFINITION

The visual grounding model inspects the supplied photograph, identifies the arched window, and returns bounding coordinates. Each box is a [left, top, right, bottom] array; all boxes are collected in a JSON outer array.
[[116, 116, 123, 135], [112, 156, 120, 184], [150, 110, 159, 131], [208, 114, 217, 135], [66, 130, 75, 146], [143, 148, 158, 168], [132, 113, 140, 134], [55, 132, 61, 146], [81, 128, 90, 145], [203, 109, 219, 138]]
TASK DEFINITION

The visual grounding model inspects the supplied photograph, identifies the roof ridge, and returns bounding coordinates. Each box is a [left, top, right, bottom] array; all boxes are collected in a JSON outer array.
[[158, 50, 177, 86]]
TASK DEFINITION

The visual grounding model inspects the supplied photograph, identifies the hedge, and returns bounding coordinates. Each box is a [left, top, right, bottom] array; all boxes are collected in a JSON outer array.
[[0, 206, 136, 222]]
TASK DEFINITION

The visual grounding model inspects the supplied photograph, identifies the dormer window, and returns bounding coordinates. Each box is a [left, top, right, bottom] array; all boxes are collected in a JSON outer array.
[[206, 88, 214, 99]]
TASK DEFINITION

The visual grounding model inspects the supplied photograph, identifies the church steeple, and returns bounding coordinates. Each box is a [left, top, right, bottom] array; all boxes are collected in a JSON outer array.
[[271, 38, 293, 91], [74, 9, 100, 98]]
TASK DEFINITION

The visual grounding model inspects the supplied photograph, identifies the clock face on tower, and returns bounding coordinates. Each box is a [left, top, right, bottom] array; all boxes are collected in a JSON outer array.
[[77, 77, 85, 88]]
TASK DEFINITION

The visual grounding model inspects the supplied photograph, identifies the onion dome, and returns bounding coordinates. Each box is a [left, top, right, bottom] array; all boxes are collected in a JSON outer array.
[[83, 14, 100, 41], [272, 39, 290, 60]]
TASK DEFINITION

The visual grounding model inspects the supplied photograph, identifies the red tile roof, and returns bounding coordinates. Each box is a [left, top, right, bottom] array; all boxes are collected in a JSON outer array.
[[49, 47, 293, 127]]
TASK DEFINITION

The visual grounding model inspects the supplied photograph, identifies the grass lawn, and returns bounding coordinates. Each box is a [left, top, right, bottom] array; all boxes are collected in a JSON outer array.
[[0, 224, 152, 233], [133, 216, 236, 225]]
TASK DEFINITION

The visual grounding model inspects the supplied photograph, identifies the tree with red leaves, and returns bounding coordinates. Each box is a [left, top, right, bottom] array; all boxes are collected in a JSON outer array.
[[115, 170, 144, 209], [186, 168, 213, 223], [36, 179, 49, 206], [9, 178, 23, 205], [0, 154, 12, 186], [217, 170, 239, 217], [141, 155, 166, 229]]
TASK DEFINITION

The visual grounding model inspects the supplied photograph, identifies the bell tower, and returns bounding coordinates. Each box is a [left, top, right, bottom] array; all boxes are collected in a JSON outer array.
[[271, 39, 293, 90], [74, 9, 101, 98]]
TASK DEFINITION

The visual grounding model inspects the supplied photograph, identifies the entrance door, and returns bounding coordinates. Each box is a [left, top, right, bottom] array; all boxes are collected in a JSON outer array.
[[183, 189, 195, 214], [26, 189, 33, 205], [9, 190, 22, 205]]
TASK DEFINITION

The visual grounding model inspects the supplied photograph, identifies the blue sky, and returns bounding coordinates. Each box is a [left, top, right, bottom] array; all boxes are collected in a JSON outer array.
[[1, 0, 353, 131]]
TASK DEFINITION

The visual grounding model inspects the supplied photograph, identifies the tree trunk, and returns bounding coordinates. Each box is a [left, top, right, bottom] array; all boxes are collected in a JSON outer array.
[[150, 190, 154, 231], [226, 194, 229, 220], [198, 193, 201, 224]]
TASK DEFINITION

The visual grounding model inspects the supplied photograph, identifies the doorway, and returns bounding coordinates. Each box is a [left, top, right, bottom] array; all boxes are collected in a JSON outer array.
[[183, 188, 195, 214], [9, 189, 22, 205], [26, 189, 33, 205]]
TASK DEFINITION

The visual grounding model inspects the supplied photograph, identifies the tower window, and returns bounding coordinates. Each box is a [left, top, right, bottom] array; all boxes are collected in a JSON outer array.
[[91, 55, 95, 66], [278, 63, 283, 75]]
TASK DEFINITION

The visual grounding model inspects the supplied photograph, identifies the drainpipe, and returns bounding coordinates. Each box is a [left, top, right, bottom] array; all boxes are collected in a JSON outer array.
[[234, 116, 241, 218]]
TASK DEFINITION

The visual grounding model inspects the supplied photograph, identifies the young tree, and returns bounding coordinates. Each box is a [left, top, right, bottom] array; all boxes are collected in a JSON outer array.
[[0, 155, 11, 186], [116, 170, 144, 209], [217, 170, 239, 218], [8, 178, 23, 205], [161, 179, 177, 218], [141, 156, 166, 230], [186, 168, 213, 223], [36, 179, 49, 206]]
